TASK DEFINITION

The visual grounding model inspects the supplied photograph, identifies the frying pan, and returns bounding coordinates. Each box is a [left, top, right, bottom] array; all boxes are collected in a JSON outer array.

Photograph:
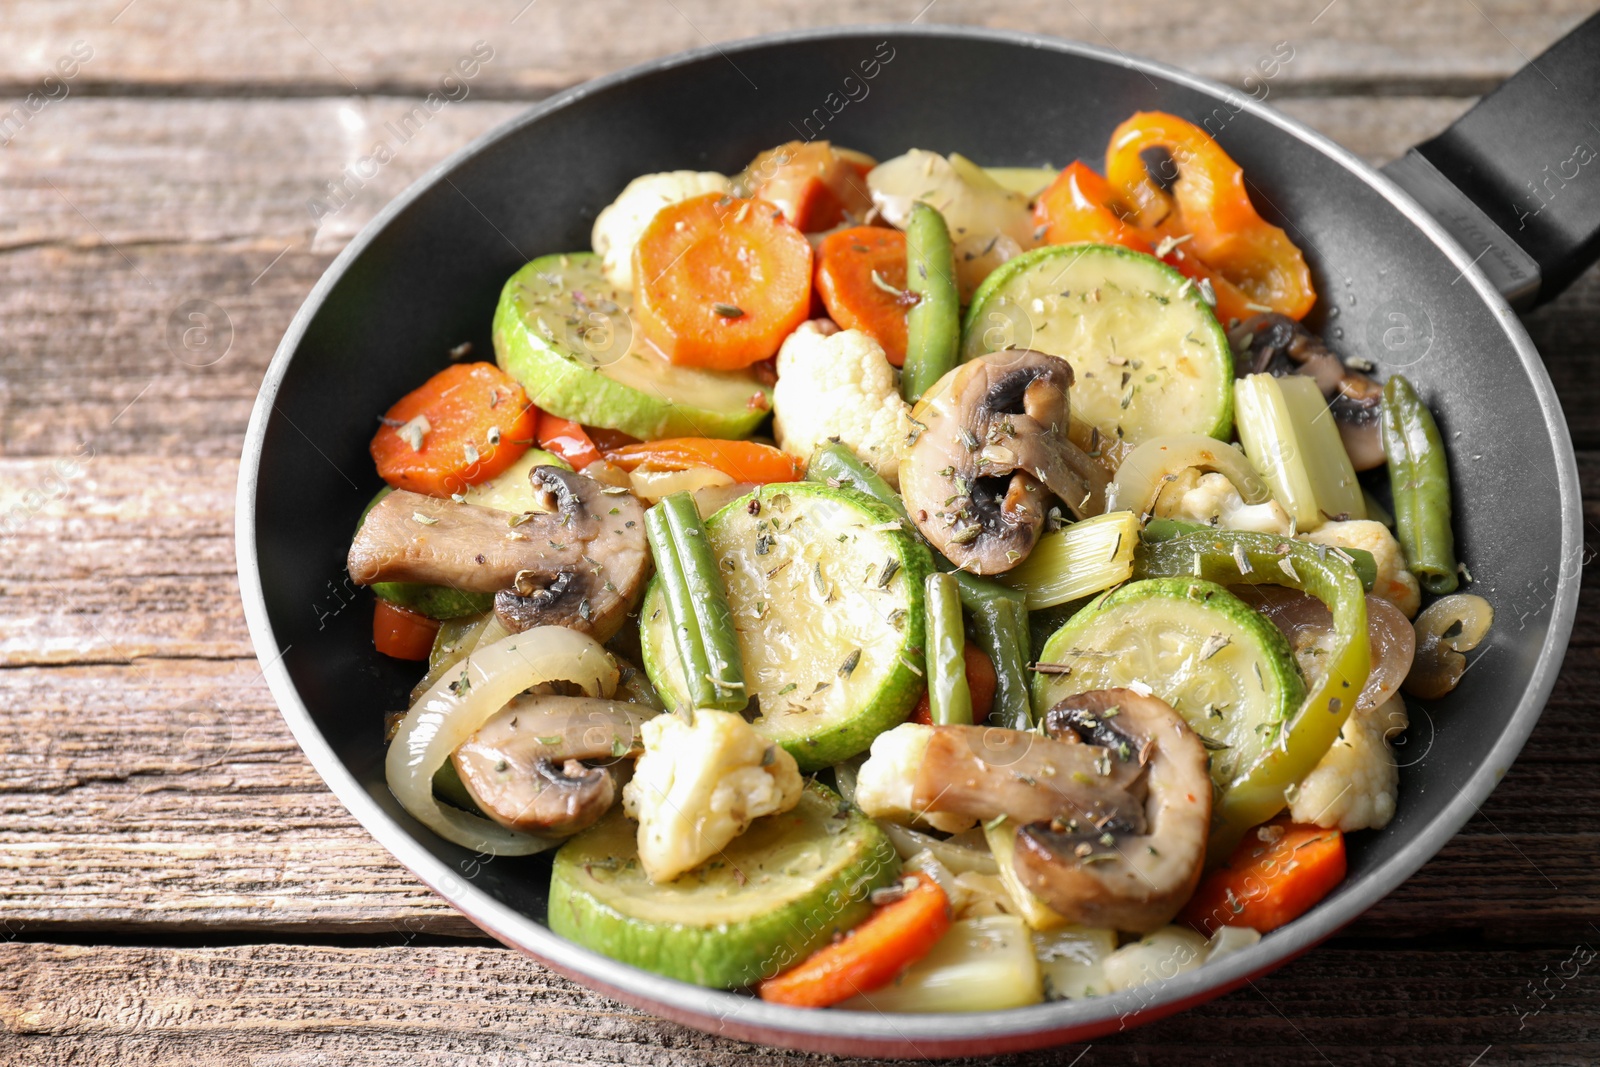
[[237, 20, 1595, 1057]]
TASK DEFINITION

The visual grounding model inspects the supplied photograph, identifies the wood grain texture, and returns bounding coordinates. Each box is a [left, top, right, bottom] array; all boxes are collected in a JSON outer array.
[[0, 0, 1591, 96], [1, 941, 1595, 1066]]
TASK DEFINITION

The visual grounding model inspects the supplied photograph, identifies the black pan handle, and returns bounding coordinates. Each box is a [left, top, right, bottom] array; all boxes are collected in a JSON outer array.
[[1381, 10, 1600, 310]]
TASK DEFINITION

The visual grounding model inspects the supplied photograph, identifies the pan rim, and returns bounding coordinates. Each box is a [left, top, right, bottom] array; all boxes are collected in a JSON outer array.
[[236, 21, 1583, 1053]]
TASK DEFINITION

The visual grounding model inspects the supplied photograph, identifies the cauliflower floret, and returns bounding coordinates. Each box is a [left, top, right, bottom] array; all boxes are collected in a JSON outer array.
[[1287, 694, 1407, 832], [590, 170, 732, 290], [1153, 470, 1293, 535], [854, 723, 976, 835], [773, 324, 912, 487], [1303, 519, 1421, 617], [622, 708, 802, 883]]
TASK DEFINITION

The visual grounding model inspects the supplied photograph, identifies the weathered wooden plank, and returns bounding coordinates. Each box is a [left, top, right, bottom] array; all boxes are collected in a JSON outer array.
[[0, 0, 1588, 97], [1, 941, 1594, 1065]]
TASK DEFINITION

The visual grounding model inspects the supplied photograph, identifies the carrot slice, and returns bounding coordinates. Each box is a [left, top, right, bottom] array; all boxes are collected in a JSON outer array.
[[758, 873, 951, 1008], [814, 227, 911, 366], [741, 141, 874, 231], [373, 599, 439, 661], [633, 193, 813, 370], [535, 413, 603, 470], [604, 438, 803, 484], [910, 644, 996, 726], [1181, 821, 1347, 936], [370, 362, 536, 498]]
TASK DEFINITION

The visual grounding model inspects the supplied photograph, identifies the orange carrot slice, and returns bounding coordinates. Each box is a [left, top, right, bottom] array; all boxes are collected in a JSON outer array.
[[1181, 821, 1347, 936], [370, 362, 536, 498], [758, 873, 952, 1008], [814, 226, 911, 366], [604, 438, 803, 484], [633, 193, 813, 370]]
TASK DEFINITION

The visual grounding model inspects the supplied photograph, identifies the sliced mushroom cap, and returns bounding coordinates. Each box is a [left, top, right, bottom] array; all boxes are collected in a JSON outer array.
[[347, 466, 649, 642], [494, 466, 650, 640], [900, 350, 1109, 574], [908, 723, 1146, 830], [452, 693, 655, 837], [1012, 688, 1211, 934], [1230, 312, 1385, 471]]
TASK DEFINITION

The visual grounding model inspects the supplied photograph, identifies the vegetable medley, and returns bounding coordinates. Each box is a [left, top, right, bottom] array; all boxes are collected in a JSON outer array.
[[350, 112, 1494, 1010]]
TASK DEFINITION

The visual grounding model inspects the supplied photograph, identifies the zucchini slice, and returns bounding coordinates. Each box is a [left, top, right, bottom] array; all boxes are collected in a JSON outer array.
[[493, 252, 772, 441], [639, 483, 932, 770], [961, 243, 1234, 445], [548, 781, 900, 989], [1032, 577, 1304, 789]]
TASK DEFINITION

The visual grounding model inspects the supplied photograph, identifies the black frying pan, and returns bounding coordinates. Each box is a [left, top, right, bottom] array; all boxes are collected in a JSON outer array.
[[237, 21, 1594, 1057]]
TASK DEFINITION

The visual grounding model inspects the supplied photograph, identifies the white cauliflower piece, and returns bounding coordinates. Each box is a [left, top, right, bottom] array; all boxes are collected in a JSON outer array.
[[1287, 694, 1407, 832], [1303, 519, 1421, 617], [1154, 470, 1293, 535], [590, 170, 732, 290], [773, 324, 912, 487], [622, 708, 802, 883], [854, 723, 976, 835]]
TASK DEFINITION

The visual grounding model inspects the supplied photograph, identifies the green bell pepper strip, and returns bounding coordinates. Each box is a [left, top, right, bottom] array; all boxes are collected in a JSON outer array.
[[1142, 517, 1379, 592], [1136, 530, 1370, 862], [806, 442, 1035, 726], [1382, 374, 1459, 594], [923, 572, 973, 726]]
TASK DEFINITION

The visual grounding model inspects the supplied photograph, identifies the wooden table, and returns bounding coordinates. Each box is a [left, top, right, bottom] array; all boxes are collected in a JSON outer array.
[[3, 2, 1598, 1063]]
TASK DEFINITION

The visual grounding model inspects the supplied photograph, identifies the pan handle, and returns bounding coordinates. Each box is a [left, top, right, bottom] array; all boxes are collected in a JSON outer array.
[[1381, 11, 1600, 311]]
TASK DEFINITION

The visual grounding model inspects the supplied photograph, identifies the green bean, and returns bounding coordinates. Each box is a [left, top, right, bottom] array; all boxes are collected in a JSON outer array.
[[972, 594, 1032, 730], [923, 572, 973, 726], [1381, 374, 1458, 595], [644, 493, 746, 712], [1141, 517, 1378, 591], [901, 202, 961, 404]]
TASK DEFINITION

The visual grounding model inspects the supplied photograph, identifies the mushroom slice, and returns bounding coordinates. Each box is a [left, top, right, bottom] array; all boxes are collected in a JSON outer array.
[[1230, 312, 1385, 471], [1012, 688, 1211, 934], [909, 723, 1147, 830], [494, 467, 651, 640], [452, 694, 655, 838], [900, 350, 1109, 574]]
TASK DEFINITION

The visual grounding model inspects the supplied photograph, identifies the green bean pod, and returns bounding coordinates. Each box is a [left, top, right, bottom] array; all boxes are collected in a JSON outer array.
[[901, 202, 961, 404], [644, 493, 747, 712], [1381, 374, 1459, 595], [923, 572, 973, 726], [971, 594, 1032, 730], [1136, 530, 1369, 861]]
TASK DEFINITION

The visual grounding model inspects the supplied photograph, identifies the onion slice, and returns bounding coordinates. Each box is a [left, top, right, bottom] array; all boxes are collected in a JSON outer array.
[[1106, 434, 1272, 516], [1240, 587, 1415, 713], [387, 626, 619, 855]]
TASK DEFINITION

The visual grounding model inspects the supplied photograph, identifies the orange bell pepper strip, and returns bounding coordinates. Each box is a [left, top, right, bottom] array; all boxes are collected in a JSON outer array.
[[1105, 111, 1316, 320], [372, 599, 440, 661], [741, 141, 875, 232], [1180, 821, 1347, 936], [758, 873, 952, 1008], [1032, 162, 1151, 251], [604, 438, 803, 485]]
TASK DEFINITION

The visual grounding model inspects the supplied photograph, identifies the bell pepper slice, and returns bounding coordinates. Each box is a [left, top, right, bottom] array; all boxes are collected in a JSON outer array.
[[1136, 530, 1369, 862], [1105, 111, 1317, 320]]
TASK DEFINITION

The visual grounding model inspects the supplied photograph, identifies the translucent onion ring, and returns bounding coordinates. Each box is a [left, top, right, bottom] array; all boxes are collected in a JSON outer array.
[[1239, 587, 1415, 713], [387, 626, 619, 855], [878, 820, 1000, 877], [1105, 433, 1273, 516]]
